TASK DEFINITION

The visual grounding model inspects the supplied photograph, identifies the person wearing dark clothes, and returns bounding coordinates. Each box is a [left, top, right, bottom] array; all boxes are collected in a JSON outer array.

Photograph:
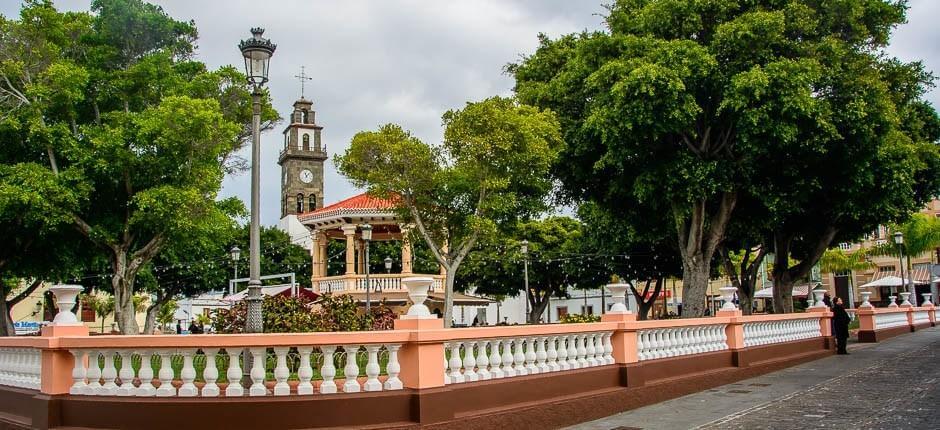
[[176, 321, 182, 334], [832, 297, 851, 355], [188, 322, 202, 334]]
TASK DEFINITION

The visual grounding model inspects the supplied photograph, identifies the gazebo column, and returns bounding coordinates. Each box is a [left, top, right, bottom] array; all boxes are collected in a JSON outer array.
[[439, 242, 448, 276], [400, 224, 413, 275], [310, 230, 320, 287], [342, 224, 357, 275], [317, 232, 328, 277], [357, 241, 366, 274]]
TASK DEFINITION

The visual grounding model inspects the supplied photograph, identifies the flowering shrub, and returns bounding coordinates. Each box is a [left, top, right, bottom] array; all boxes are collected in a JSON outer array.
[[558, 313, 601, 324], [211, 293, 396, 333]]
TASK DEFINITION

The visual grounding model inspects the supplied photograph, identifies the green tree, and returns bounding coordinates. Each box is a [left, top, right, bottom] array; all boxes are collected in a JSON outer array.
[[0, 1, 279, 333], [336, 97, 561, 326], [458, 217, 608, 324], [510, 0, 940, 316]]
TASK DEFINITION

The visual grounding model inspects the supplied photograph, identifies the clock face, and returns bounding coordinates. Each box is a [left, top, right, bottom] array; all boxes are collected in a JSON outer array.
[[299, 169, 314, 184]]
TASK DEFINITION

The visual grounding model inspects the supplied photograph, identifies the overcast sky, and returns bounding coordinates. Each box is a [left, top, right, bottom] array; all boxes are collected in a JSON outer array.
[[3, 1, 939, 226]]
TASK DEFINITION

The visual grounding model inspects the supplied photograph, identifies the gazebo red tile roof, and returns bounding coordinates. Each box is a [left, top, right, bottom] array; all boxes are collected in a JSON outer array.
[[308, 192, 397, 215]]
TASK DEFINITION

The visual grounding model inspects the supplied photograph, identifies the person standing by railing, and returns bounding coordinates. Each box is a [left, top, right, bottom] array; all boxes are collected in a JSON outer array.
[[832, 297, 851, 355]]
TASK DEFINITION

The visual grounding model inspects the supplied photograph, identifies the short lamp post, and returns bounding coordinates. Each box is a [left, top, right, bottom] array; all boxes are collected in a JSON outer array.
[[522, 240, 530, 323], [384, 256, 393, 274], [362, 224, 373, 312], [239, 27, 275, 334], [894, 231, 909, 306], [229, 245, 241, 295]]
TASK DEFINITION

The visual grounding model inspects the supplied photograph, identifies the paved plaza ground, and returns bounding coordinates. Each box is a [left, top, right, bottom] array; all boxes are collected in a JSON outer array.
[[568, 327, 940, 430]]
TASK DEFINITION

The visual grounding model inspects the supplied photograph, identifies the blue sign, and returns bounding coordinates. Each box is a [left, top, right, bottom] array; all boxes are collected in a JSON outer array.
[[14, 321, 43, 335]]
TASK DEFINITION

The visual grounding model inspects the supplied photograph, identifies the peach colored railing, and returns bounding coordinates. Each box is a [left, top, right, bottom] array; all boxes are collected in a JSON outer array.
[[3, 304, 936, 399]]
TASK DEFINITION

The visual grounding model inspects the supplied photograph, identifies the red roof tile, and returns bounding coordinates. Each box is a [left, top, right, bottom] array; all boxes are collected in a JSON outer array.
[[305, 192, 398, 216]]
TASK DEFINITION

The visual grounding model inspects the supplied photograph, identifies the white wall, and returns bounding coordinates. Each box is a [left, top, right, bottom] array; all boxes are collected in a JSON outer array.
[[277, 214, 312, 250]]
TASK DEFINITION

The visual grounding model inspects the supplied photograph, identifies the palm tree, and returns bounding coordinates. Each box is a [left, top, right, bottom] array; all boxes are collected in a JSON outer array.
[[820, 247, 873, 304]]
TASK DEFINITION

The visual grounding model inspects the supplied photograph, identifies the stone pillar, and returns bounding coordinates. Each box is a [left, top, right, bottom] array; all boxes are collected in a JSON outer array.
[[357, 241, 366, 274], [342, 224, 357, 275], [439, 241, 448, 276], [310, 230, 320, 287], [400, 225, 413, 275], [318, 232, 328, 278]]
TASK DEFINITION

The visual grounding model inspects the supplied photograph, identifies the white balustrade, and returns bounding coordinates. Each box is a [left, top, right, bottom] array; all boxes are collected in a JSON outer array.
[[638, 324, 728, 361], [442, 331, 614, 385], [0, 347, 41, 390], [742, 318, 820, 347], [874, 311, 910, 330], [913, 310, 931, 325], [62, 342, 403, 398]]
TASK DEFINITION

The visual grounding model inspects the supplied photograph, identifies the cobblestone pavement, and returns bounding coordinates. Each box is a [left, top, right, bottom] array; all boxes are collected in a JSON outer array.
[[567, 327, 940, 430]]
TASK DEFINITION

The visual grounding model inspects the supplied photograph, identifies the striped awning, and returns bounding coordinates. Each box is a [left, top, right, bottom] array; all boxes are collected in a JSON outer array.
[[871, 267, 932, 284], [753, 283, 812, 299]]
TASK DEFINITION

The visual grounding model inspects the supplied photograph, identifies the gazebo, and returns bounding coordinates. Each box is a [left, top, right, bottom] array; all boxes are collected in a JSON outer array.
[[298, 192, 490, 311]]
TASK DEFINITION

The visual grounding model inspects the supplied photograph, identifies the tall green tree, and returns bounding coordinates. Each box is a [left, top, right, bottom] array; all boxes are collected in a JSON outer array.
[[0, 0, 278, 333], [336, 97, 560, 326], [510, 0, 940, 316]]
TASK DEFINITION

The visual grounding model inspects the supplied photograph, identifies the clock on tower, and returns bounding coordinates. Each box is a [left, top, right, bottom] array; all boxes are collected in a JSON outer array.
[[278, 96, 327, 218]]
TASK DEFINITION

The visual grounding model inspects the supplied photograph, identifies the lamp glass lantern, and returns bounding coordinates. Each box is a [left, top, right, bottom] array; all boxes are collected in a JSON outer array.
[[893, 231, 904, 245], [384, 256, 393, 273], [238, 28, 276, 87], [230, 246, 241, 262], [361, 224, 373, 241], [521, 240, 528, 255]]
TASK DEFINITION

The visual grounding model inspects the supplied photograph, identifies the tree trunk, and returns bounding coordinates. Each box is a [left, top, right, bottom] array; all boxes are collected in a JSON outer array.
[[680, 258, 710, 318], [772, 227, 837, 314], [528, 292, 550, 324], [0, 298, 14, 337], [630, 279, 664, 321], [143, 303, 159, 335], [674, 193, 736, 318], [442, 267, 456, 328], [111, 251, 140, 335]]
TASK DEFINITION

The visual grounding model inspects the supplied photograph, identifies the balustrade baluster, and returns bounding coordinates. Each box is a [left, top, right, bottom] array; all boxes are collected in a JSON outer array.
[[578, 335, 590, 367], [364, 345, 382, 391], [135, 350, 156, 396], [547, 336, 559, 371], [557, 336, 570, 370], [69, 350, 87, 395], [489, 340, 504, 379], [114, 350, 135, 396], [449, 342, 465, 383], [201, 349, 220, 397], [178, 349, 198, 397], [524, 338, 538, 374], [384, 344, 403, 390], [584, 334, 598, 366], [100, 350, 118, 395], [477, 341, 492, 380], [501, 339, 516, 377], [224, 349, 243, 397], [297, 347, 314, 395], [566, 335, 579, 369], [273, 347, 291, 396], [443, 343, 452, 384], [463, 341, 479, 382], [594, 333, 606, 364], [249, 348, 267, 396], [155, 350, 175, 397], [513, 338, 528, 376], [534, 337, 548, 373], [320, 346, 338, 394], [603, 333, 614, 364], [342, 345, 361, 393]]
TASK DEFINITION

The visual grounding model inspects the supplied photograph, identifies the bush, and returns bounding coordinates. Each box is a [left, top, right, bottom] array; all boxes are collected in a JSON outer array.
[[558, 313, 601, 324], [211, 294, 396, 333]]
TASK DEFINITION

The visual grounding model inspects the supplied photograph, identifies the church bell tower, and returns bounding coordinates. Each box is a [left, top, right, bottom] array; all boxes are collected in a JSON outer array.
[[278, 97, 327, 218]]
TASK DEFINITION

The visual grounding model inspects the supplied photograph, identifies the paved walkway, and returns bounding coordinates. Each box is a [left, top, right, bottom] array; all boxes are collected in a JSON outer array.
[[568, 327, 940, 430]]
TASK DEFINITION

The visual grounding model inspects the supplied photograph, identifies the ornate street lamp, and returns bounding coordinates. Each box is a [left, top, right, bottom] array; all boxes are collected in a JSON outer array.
[[362, 224, 373, 312], [522, 239, 529, 323], [239, 28, 275, 334], [229, 245, 241, 295], [894, 231, 910, 306], [384, 256, 393, 274]]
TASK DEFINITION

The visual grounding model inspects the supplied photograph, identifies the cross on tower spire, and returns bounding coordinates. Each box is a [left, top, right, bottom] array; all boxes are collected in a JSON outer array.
[[294, 65, 313, 99]]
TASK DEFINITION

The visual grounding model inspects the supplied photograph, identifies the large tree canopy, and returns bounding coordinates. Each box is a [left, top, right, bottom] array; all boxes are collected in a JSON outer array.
[[336, 96, 561, 326], [0, 0, 279, 333], [510, 0, 940, 316]]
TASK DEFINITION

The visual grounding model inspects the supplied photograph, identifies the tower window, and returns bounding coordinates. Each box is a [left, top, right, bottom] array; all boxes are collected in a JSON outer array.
[[309, 194, 317, 210], [297, 193, 304, 213], [302, 109, 309, 124], [302, 134, 310, 151], [282, 194, 287, 216]]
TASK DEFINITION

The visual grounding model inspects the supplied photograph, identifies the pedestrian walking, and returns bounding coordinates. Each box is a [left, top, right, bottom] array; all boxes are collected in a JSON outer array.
[[832, 297, 850, 355]]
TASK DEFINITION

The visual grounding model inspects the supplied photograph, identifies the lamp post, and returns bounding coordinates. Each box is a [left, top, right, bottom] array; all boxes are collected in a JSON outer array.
[[362, 224, 373, 312], [384, 256, 393, 274], [239, 28, 275, 334], [229, 246, 241, 295], [894, 231, 912, 306], [522, 240, 529, 324]]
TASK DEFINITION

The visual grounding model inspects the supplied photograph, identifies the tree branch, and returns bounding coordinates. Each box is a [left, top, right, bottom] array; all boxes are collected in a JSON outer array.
[[8, 278, 43, 307]]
